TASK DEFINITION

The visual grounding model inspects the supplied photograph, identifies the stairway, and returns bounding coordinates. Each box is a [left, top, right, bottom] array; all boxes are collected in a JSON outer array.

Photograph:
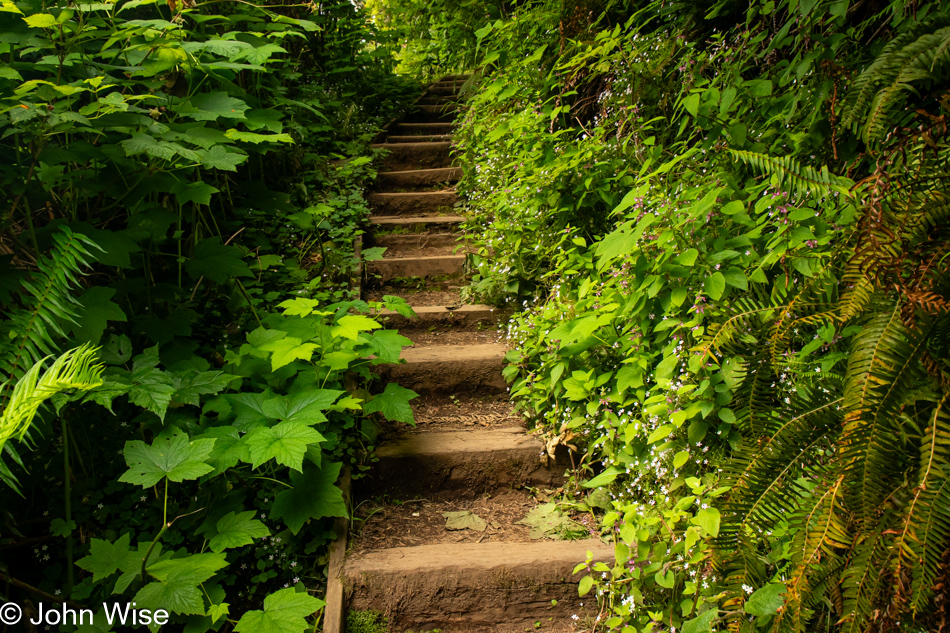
[[331, 75, 611, 632]]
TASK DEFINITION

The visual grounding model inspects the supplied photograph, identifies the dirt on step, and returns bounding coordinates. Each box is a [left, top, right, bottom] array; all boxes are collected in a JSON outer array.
[[412, 394, 522, 430], [382, 244, 472, 260], [364, 287, 462, 306], [352, 490, 537, 553], [401, 327, 503, 348]]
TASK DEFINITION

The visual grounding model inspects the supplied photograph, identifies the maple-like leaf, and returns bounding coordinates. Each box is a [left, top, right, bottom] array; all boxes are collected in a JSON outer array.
[[271, 462, 346, 534], [118, 432, 215, 487], [209, 511, 270, 552], [243, 420, 324, 471], [362, 383, 418, 425], [234, 587, 324, 633]]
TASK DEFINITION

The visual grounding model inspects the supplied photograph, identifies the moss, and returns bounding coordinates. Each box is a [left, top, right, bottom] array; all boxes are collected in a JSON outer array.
[[345, 609, 388, 633]]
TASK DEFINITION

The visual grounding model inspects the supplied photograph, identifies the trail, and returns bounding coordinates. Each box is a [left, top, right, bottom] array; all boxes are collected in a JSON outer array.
[[326, 76, 611, 632]]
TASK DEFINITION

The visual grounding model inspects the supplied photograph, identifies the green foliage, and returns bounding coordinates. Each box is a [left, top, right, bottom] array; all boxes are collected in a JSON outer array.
[[373, 0, 950, 631], [0, 0, 422, 627]]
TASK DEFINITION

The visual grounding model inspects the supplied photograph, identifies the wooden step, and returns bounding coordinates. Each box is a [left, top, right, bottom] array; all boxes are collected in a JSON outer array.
[[439, 73, 471, 81], [344, 539, 611, 630], [364, 427, 567, 497], [394, 122, 455, 135], [368, 191, 458, 215], [386, 134, 452, 143], [405, 105, 458, 123], [377, 167, 462, 188], [374, 141, 453, 171], [378, 343, 506, 395], [373, 233, 461, 249], [370, 215, 466, 229], [418, 95, 460, 106], [426, 85, 461, 97], [377, 304, 498, 329], [367, 254, 466, 283]]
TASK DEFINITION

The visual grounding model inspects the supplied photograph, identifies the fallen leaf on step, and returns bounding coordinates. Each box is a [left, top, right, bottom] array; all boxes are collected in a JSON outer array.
[[442, 510, 487, 532], [517, 503, 585, 539]]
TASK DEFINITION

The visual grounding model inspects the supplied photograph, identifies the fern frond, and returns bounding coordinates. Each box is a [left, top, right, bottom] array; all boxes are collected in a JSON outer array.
[[841, 14, 950, 129], [728, 149, 854, 201], [839, 305, 933, 521], [839, 521, 895, 633], [861, 30, 950, 142], [892, 395, 950, 614], [719, 395, 842, 547], [0, 343, 104, 455], [779, 475, 849, 633], [0, 227, 99, 407]]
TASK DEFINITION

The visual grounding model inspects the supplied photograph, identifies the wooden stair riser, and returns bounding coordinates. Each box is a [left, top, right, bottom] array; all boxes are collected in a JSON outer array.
[[377, 167, 462, 189], [404, 105, 458, 123], [362, 428, 569, 497], [376, 344, 506, 396], [368, 191, 458, 215], [344, 540, 612, 630], [367, 255, 466, 283], [394, 122, 455, 135]]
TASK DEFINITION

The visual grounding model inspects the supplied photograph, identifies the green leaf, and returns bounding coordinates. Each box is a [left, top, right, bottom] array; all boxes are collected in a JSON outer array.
[[579, 575, 594, 596], [76, 533, 133, 582], [673, 450, 690, 470], [330, 314, 381, 340], [262, 337, 318, 371], [224, 129, 294, 144], [682, 608, 718, 633], [73, 286, 127, 343], [184, 238, 253, 284], [582, 465, 623, 489], [262, 390, 342, 424], [243, 420, 324, 471], [684, 93, 700, 117], [655, 569, 675, 588], [118, 432, 215, 487], [208, 602, 230, 622], [23, 13, 57, 27], [648, 424, 674, 444], [271, 462, 346, 534], [173, 181, 219, 206], [690, 507, 721, 537], [676, 249, 699, 266], [198, 145, 248, 171], [362, 382, 418, 425], [744, 583, 786, 616], [367, 329, 412, 363], [705, 272, 726, 300], [136, 553, 228, 615], [723, 267, 748, 290], [185, 92, 249, 121], [209, 511, 270, 552], [616, 364, 643, 392], [234, 587, 325, 633]]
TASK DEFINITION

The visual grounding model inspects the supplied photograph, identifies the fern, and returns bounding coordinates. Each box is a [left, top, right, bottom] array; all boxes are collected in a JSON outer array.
[[838, 304, 932, 522], [728, 149, 854, 201], [0, 227, 99, 408], [840, 14, 950, 129], [0, 343, 104, 454]]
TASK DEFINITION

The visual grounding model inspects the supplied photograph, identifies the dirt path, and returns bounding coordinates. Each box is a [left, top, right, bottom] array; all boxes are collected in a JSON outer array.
[[332, 75, 612, 633]]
